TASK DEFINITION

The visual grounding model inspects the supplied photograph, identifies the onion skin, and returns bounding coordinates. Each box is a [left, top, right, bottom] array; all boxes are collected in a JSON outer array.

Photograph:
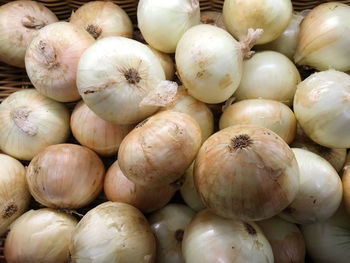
[[26, 143, 105, 209], [104, 160, 176, 213], [4, 208, 78, 263], [342, 154, 350, 215], [0, 1, 58, 68], [69, 202, 156, 263], [182, 209, 274, 263], [219, 99, 297, 144], [148, 45, 175, 81], [118, 110, 201, 187], [194, 124, 300, 221]]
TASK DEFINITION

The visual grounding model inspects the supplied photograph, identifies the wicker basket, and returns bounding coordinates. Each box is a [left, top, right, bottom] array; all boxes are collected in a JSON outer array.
[[0, 0, 349, 262]]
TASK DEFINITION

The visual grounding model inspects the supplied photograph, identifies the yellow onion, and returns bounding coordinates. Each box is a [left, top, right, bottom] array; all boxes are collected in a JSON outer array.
[[26, 143, 105, 209], [0, 0, 58, 68], [279, 148, 342, 224], [118, 110, 201, 187], [290, 123, 346, 172], [194, 124, 300, 220], [219, 99, 297, 144], [200, 11, 226, 30], [223, 0, 293, 44], [0, 154, 30, 236], [4, 208, 77, 263], [162, 87, 214, 143], [233, 51, 301, 106], [69, 202, 156, 262], [148, 45, 175, 81], [70, 1, 133, 40], [137, 0, 200, 53], [342, 154, 350, 215], [25, 22, 95, 102], [149, 204, 195, 263], [182, 209, 273, 263], [0, 89, 70, 161], [294, 2, 350, 71], [257, 216, 306, 263], [104, 160, 176, 213], [293, 69, 350, 148], [71, 101, 133, 156]]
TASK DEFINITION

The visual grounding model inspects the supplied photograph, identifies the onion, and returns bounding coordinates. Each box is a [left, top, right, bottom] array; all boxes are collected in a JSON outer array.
[[233, 51, 301, 106], [71, 101, 133, 156], [294, 2, 350, 71], [4, 208, 77, 263], [0, 89, 70, 161], [149, 204, 195, 263], [148, 45, 175, 81], [25, 22, 94, 102], [279, 148, 342, 224], [69, 202, 156, 262], [180, 162, 206, 212], [118, 110, 201, 187], [104, 160, 176, 213], [219, 99, 297, 144], [26, 143, 105, 209], [301, 204, 350, 263], [0, 0, 58, 68], [176, 24, 263, 104], [182, 209, 273, 263], [162, 86, 214, 143], [200, 11, 226, 30], [0, 154, 30, 236], [256, 216, 306, 263], [137, 0, 200, 53], [342, 154, 350, 215], [194, 124, 299, 220], [77, 36, 177, 125], [223, 0, 293, 44], [69, 1, 133, 40], [293, 69, 350, 148], [290, 123, 347, 172]]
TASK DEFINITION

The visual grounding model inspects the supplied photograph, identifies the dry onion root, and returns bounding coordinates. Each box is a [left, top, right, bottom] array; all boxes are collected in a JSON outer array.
[[0, 0, 58, 68]]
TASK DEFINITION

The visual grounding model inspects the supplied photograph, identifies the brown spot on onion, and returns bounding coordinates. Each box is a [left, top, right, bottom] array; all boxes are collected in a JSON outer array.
[[85, 24, 102, 39], [243, 222, 257, 235], [2, 203, 18, 219], [175, 229, 184, 242]]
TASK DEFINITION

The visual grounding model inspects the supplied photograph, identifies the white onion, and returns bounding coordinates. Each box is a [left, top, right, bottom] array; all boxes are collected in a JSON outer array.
[[0, 89, 70, 161], [0, 0, 58, 68], [69, 202, 156, 262], [200, 11, 226, 30], [149, 204, 195, 263], [70, 1, 133, 40], [137, 0, 200, 53], [182, 209, 273, 263], [233, 51, 301, 106], [293, 69, 350, 148], [279, 148, 342, 224], [0, 154, 30, 236], [25, 22, 95, 102], [4, 208, 77, 263], [223, 0, 293, 44], [294, 2, 350, 71]]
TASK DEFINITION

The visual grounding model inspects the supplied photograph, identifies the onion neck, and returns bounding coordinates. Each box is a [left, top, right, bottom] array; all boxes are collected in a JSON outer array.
[[12, 107, 38, 136], [22, 15, 46, 30], [86, 24, 102, 39], [239, 28, 264, 58], [38, 40, 59, 69]]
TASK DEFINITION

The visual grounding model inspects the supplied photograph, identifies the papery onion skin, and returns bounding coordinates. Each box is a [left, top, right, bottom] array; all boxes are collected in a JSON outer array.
[[0, 89, 70, 161], [279, 148, 343, 225], [200, 11, 226, 30], [25, 22, 94, 102], [104, 160, 176, 213], [4, 208, 77, 263], [148, 45, 175, 81], [149, 204, 195, 263], [219, 99, 297, 144], [70, 1, 133, 40], [194, 124, 300, 221], [0, 0, 58, 68], [294, 2, 350, 71], [257, 216, 306, 263], [182, 209, 274, 263], [137, 0, 200, 53], [233, 51, 301, 106], [293, 69, 350, 148], [342, 154, 350, 215], [26, 143, 105, 209], [0, 154, 30, 236], [223, 0, 293, 44], [69, 201, 156, 263], [71, 101, 133, 156], [119, 110, 201, 187]]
